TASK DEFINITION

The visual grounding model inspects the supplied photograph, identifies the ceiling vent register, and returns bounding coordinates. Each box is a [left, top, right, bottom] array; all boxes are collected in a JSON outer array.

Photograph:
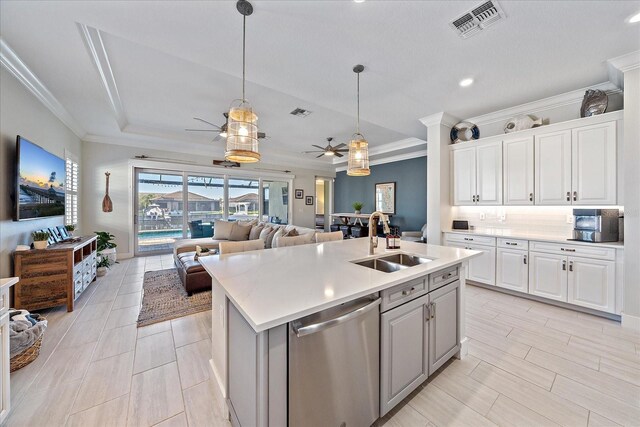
[[290, 108, 312, 117], [450, 0, 505, 39]]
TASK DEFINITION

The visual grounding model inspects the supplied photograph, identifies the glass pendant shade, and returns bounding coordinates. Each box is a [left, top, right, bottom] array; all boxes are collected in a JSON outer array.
[[225, 99, 260, 163], [347, 133, 370, 176]]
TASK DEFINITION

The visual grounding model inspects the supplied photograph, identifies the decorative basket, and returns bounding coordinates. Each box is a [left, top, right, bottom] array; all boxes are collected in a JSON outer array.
[[10, 317, 46, 372]]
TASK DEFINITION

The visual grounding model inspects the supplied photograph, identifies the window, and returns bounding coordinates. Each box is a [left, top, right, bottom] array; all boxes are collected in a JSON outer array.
[[65, 153, 79, 226], [228, 177, 259, 221]]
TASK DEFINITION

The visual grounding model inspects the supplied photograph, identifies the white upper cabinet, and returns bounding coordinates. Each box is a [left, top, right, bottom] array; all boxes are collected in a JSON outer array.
[[571, 122, 617, 205], [476, 141, 503, 205], [452, 147, 476, 205], [535, 130, 572, 205], [451, 141, 502, 206], [503, 136, 534, 205]]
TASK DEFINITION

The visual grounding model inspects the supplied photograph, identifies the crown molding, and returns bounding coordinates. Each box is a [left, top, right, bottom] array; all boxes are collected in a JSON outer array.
[[0, 37, 86, 138], [419, 112, 460, 128], [608, 50, 640, 73], [335, 149, 427, 172], [332, 137, 426, 165], [463, 81, 622, 127], [77, 23, 128, 130]]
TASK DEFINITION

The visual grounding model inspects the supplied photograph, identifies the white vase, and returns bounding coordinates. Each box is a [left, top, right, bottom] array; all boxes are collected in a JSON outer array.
[[101, 247, 117, 264], [33, 241, 48, 250], [97, 267, 108, 277]]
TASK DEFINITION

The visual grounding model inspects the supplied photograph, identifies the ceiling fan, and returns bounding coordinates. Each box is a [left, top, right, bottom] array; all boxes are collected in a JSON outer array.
[[213, 159, 241, 168], [185, 113, 267, 141], [303, 137, 348, 158]]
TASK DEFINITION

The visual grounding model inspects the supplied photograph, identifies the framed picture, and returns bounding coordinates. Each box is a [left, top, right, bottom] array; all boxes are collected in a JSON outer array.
[[375, 182, 396, 215], [295, 189, 304, 199], [305, 196, 314, 206]]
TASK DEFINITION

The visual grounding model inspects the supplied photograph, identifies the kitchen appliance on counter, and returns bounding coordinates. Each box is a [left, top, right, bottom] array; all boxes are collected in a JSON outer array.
[[572, 209, 619, 242], [289, 294, 380, 427]]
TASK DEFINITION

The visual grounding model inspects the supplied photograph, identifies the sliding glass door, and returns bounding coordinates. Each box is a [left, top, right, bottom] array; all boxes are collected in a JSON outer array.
[[186, 175, 224, 238], [135, 170, 184, 255], [262, 180, 289, 224], [228, 177, 259, 221]]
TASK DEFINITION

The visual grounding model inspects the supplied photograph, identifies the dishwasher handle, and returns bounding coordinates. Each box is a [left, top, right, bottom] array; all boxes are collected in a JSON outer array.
[[292, 298, 381, 337]]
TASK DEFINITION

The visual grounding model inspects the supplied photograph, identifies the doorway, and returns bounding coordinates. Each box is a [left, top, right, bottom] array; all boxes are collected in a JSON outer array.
[[315, 177, 333, 231]]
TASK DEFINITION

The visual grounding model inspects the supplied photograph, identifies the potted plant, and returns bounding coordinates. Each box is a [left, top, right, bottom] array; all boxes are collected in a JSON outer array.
[[95, 231, 117, 263], [352, 202, 364, 215], [65, 224, 76, 236], [32, 231, 50, 250], [96, 256, 113, 277]]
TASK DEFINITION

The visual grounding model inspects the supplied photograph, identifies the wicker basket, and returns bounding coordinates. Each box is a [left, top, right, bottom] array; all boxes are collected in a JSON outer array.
[[10, 318, 46, 372]]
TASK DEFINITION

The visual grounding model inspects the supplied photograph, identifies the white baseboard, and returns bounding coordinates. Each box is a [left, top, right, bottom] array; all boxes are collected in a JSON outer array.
[[621, 312, 640, 331], [116, 252, 133, 260], [209, 359, 229, 420], [459, 337, 469, 358]]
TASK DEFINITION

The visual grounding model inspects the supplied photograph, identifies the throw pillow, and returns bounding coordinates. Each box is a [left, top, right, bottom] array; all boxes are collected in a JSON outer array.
[[258, 226, 273, 241], [229, 222, 252, 241], [265, 226, 281, 249], [213, 220, 235, 240], [276, 233, 314, 248], [239, 218, 259, 227], [249, 224, 264, 240], [282, 228, 299, 238]]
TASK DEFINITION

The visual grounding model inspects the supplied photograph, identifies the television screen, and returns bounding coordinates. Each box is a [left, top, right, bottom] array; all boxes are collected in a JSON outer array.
[[15, 136, 66, 220]]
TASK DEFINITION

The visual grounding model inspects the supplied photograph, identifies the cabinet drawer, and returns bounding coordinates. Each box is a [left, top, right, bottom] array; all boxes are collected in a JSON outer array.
[[529, 241, 615, 260], [74, 265, 83, 279], [497, 238, 529, 250], [428, 266, 459, 292], [74, 277, 83, 292], [444, 233, 495, 247], [381, 277, 427, 313]]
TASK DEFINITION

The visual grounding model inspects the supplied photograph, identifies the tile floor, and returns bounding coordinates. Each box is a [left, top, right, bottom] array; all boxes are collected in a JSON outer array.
[[6, 255, 640, 426]]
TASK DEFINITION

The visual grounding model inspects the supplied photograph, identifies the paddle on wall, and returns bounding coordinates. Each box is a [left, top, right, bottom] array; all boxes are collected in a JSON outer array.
[[102, 172, 113, 212]]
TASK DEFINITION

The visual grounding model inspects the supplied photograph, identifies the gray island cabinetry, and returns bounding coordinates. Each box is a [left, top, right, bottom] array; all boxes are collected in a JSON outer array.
[[199, 238, 479, 427]]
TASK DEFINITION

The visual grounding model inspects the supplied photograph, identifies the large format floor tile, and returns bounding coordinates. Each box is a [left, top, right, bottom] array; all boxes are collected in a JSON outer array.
[[127, 362, 185, 426]]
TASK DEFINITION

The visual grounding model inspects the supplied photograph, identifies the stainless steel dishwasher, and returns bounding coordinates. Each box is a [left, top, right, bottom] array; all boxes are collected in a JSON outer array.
[[289, 294, 380, 427]]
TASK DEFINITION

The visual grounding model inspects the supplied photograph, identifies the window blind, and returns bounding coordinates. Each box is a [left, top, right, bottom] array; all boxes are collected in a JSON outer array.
[[65, 155, 79, 225]]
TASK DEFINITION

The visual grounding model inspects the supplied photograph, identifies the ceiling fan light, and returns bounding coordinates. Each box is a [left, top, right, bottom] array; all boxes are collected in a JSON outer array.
[[347, 135, 370, 176], [324, 151, 335, 156], [226, 100, 260, 163]]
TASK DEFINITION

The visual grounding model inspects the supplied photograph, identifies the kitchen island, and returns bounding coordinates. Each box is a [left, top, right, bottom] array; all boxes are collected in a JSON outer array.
[[200, 238, 479, 427]]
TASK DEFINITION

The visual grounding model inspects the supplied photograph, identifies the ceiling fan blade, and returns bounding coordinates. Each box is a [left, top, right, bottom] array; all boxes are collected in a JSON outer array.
[[193, 117, 221, 129], [316, 153, 325, 158], [185, 128, 220, 132], [311, 144, 326, 150], [334, 152, 344, 158], [303, 150, 323, 154], [333, 143, 346, 149]]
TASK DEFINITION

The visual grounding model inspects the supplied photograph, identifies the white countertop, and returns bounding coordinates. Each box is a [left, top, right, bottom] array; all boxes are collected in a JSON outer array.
[[0, 277, 18, 290], [199, 239, 479, 332], [443, 228, 624, 249]]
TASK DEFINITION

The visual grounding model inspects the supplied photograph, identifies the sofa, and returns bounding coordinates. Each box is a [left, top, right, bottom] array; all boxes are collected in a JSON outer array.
[[173, 219, 317, 293]]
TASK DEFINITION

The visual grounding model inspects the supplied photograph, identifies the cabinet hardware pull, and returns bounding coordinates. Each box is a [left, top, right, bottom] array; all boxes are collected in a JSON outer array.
[[472, 195, 476, 203], [442, 272, 452, 279], [569, 261, 573, 272], [402, 287, 415, 296], [566, 191, 570, 202], [430, 302, 436, 320], [529, 192, 533, 202], [476, 194, 480, 202], [425, 304, 430, 322], [562, 260, 566, 271], [561, 248, 576, 252], [463, 237, 474, 241], [524, 255, 527, 265], [573, 191, 577, 201], [506, 242, 517, 245]]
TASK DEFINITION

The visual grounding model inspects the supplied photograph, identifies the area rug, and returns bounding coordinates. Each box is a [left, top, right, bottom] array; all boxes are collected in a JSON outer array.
[[137, 268, 212, 327]]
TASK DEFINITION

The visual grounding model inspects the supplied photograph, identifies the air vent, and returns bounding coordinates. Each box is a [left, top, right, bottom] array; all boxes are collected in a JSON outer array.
[[290, 108, 312, 117], [450, 0, 505, 39]]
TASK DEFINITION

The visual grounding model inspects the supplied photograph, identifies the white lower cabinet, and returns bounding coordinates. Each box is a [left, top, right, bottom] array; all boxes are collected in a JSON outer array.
[[528, 251, 568, 302], [428, 281, 459, 375], [380, 294, 429, 416], [496, 248, 528, 292], [0, 312, 9, 425], [466, 244, 496, 286], [568, 257, 615, 312]]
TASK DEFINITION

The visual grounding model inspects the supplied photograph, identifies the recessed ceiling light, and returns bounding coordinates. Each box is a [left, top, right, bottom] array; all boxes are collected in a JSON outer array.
[[629, 12, 640, 23], [354, 0, 365, 3], [459, 78, 474, 87]]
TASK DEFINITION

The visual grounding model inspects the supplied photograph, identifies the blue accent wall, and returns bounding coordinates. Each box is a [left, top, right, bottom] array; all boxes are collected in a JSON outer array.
[[334, 156, 427, 232]]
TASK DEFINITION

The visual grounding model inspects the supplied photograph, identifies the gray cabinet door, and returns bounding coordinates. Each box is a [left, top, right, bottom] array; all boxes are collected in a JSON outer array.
[[429, 280, 460, 375], [380, 294, 429, 416]]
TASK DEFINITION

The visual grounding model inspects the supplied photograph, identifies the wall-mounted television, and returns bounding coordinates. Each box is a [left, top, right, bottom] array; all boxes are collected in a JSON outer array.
[[15, 136, 66, 221]]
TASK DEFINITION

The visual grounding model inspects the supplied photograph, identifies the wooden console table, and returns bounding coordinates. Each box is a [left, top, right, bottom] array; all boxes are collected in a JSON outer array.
[[14, 236, 97, 312]]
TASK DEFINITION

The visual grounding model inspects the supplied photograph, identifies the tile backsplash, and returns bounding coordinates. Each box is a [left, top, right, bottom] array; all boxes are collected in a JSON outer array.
[[451, 206, 624, 239]]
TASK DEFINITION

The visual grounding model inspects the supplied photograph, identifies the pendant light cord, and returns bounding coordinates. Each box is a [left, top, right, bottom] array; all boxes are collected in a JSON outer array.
[[242, 15, 246, 102], [356, 72, 360, 134]]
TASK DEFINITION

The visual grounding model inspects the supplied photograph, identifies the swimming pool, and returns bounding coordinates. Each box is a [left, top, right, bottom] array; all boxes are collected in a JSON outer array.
[[139, 229, 184, 240]]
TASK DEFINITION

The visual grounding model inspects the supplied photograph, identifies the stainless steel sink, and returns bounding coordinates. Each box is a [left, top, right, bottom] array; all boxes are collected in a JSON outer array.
[[377, 253, 432, 267], [351, 252, 433, 273], [352, 258, 408, 273]]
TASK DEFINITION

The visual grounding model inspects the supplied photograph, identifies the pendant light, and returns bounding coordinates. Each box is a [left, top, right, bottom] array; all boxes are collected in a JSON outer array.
[[226, 0, 260, 163], [347, 64, 370, 176]]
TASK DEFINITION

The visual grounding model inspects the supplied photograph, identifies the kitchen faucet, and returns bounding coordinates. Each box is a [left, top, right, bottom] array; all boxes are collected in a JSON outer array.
[[369, 211, 391, 255]]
